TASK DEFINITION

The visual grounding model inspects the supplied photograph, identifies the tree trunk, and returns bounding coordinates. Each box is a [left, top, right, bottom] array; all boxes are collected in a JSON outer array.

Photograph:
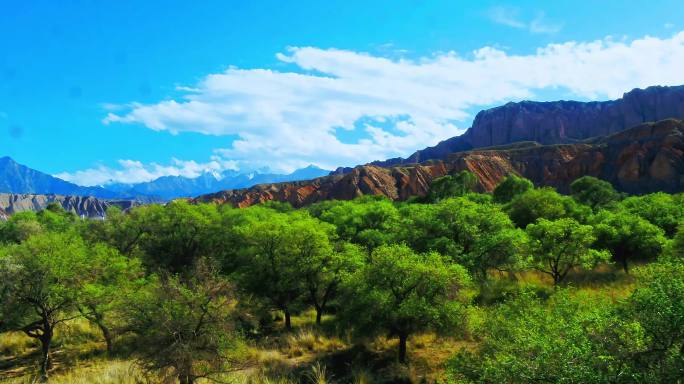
[[96, 321, 113, 353], [621, 258, 629, 274], [315, 305, 323, 325], [398, 333, 408, 364], [284, 309, 292, 330], [39, 330, 53, 382]]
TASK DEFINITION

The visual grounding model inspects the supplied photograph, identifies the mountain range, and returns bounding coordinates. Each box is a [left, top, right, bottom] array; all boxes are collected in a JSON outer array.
[[364, 85, 684, 168], [4, 84, 684, 216], [103, 165, 330, 200], [0, 156, 330, 201], [0, 156, 130, 200], [199, 85, 684, 207], [195, 118, 684, 207]]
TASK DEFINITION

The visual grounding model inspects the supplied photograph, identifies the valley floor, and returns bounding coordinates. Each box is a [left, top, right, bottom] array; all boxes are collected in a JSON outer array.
[[0, 266, 636, 384]]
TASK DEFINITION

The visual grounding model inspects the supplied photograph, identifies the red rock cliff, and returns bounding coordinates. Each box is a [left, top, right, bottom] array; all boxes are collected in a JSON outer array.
[[194, 119, 684, 208]]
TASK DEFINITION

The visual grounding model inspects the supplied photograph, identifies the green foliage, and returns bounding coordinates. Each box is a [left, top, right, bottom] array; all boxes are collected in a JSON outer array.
[[426, 170, 478, 202], [505, 187, 589, 228], [620, 192, 684, 237], [77, 244, 145, 352], [2, 175, 682, 382], [591, 209, 666, 272], [232, 207, 337, 329], [123, 260, 245, 384], [0, 211, 42, 243], [131, 200, 220, 272], [313, 198, 400, 252], [526, 218, 610, 285], [671, 223, 684, 261], [448, 291, 631, 383], [492, 175, 533, 204], [399, 197, 523, 281], [0, 232, 95, 379], [339, 244, 470, 363], [301, 241, 365, 324], [571, 175, 621, 210], [620, 263, 684, 381]]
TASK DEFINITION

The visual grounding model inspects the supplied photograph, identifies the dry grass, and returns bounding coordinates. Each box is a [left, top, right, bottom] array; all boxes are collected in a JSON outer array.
[[0, 360, 150, 384], [0, 265, 644, 384], [0, 333, 38, 358], [283, 328, 346, 358]]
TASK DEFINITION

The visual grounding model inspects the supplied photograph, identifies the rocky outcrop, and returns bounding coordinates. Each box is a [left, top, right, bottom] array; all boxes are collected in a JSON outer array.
[[0, 193, 139, 220], [372, 85, 684, 167], [195, 119, 684, 207]]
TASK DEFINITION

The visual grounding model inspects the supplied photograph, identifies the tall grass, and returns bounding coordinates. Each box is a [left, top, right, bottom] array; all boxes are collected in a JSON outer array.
[[1, 360, 148, 384]]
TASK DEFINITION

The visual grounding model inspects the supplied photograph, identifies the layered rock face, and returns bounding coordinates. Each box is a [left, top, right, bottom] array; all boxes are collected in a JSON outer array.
[[195, 119, 684, 208], [0, 193, 139, 220], [372, 85, 684, 167]]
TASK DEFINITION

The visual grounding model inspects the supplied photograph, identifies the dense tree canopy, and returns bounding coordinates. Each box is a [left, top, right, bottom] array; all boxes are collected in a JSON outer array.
[[0, 232, 97, 380], [620, 192, 684, 237], [591, 209, 666, 272], [505, 187, 589, 228], [426, 170, 478, 202], [526, 218, 609, 285], [124, 261, 245, 384], [492, 174, 534, 204], [339, 244, 470, 363], [570, 175, 621, 210], [0, 174, 681, 382]]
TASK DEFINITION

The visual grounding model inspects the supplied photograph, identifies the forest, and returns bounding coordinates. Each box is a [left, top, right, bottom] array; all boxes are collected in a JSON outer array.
[[0, 173, 682, 383]]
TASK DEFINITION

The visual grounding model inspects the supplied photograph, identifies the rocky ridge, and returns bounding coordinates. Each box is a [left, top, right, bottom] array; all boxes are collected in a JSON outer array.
[[370, 85, 684, 167], [0, 193, 139, 220], [195, 119, 684, 207]]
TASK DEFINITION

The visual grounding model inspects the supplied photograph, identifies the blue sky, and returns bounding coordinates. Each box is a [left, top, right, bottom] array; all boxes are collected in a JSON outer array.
[[2, 0, 684, 185]]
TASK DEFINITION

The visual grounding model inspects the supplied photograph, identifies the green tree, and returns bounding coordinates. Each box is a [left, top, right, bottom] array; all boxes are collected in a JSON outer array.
[[526, 218, 609, 285], [80, 206, 147, 257], [505, 187, 589, 228], [426, 170, 478, 202], [77, 244, 145, 352], [234, 209, 327, 329], [124, 260, 245, 384], [591, 210, 666, 272], [0, 211, 42, 243], [492, 175, 534, 204], [315, 197, 400, 253], [399, 198, 524, 281], [620, 263, 684, 382], [339, 244, 470, 363], [620, 192, 684, 237], [448, 291, 629, 383], [134, 201, 219, 273], [671, 223, 684, 260], [570, 176, 621, 210], [36, 203, 77, 233], [0, 232, 92, 381], [299, 241, 365, 325]]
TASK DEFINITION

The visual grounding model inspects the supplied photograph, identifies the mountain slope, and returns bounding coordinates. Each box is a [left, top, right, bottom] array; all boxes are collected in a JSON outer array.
[[0, 193, 139, 219], [0, 157, 131, 199], [109, 165, 331, 200], [371, 85, 684, 167], [195, 119, 684, 207]]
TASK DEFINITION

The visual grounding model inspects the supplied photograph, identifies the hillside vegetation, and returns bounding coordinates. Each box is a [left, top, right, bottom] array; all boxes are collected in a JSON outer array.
[[0, 173, 683, 383]]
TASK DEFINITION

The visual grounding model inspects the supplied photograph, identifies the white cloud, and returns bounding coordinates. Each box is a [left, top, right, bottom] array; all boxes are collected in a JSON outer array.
[[529, 12, 563, 34], [487, 6, 527, 29], [487, 7, 562, 34], [55, 156, 239, 186], [99, 31, 684, 179]]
